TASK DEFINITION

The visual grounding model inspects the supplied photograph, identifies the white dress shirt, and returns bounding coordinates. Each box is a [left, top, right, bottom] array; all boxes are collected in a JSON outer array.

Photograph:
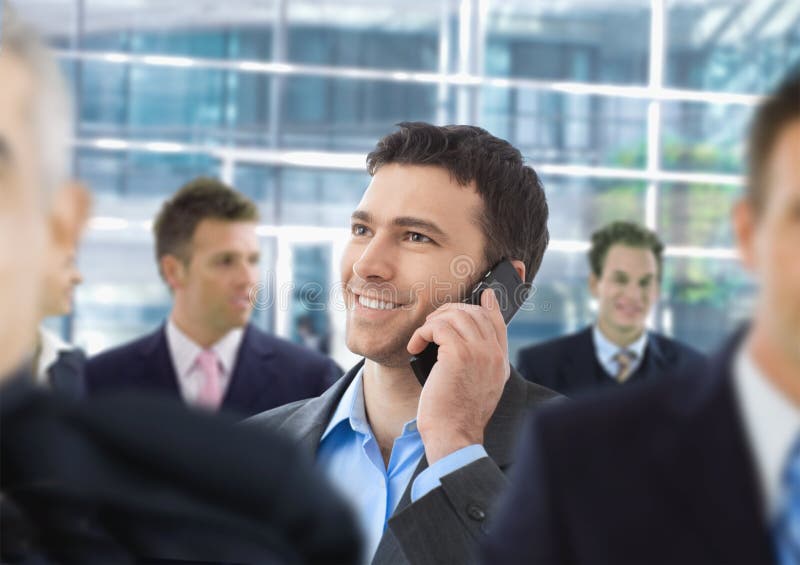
[[165, 319, 244, 406], [35, 326, 75, 386], [592, 325, 648, 379], [733, 343, 800, 521]]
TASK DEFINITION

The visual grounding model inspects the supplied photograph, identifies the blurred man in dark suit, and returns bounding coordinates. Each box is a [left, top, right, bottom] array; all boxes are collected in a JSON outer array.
[[517, 221, 704, 397], [0, 9, 359, 563], [87, 177, 342, 418], [484, 70, 800, 564]]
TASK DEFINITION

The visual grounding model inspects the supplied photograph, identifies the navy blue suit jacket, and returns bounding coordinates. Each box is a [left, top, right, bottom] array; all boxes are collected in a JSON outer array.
[[86, 323, 342, 418], [484, 331, 774, 564], [516, 326, 706, 397], [47, 349, 87, 400]]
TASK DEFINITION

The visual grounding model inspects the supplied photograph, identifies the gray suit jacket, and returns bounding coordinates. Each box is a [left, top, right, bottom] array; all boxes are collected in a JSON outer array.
[[246, 360, 560, 565]]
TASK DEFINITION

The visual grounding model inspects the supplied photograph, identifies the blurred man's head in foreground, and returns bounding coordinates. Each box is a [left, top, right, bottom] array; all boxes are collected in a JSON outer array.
[[734, 70, 800, 367], [0, 8, 89, 378]]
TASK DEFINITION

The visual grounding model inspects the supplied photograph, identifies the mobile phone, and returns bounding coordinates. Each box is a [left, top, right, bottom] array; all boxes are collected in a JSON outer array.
[[410, 259, 529, 386]]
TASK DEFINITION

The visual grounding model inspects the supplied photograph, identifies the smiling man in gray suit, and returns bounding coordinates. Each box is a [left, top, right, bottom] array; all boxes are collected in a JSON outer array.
[[248, 122, 560, 564]]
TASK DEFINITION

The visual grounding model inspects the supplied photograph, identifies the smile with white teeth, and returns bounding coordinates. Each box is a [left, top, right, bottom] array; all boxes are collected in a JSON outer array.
[[357, 295, 399, 310]]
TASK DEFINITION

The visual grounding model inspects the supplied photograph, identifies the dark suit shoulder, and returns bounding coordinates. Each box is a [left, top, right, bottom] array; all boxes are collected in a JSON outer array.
[[520, 374, 562, 407], [85, 330, 161, 388], [534, 365, 697, 448], [1, 383, 360, 563], [517, 329, 588, 362], [649, 332, 706, 365], [244, 396, 312, 430], [247, 326, 342, 382]]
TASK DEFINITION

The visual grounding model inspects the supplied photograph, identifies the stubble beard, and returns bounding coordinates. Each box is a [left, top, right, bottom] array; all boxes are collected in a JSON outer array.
[[345, 313, 424, 368]]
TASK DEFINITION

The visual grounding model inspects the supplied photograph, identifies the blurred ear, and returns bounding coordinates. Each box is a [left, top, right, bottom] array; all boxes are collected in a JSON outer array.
[[733, 198, 757, 271], [48, 181, 91, 248], [509, 259, 526, 284], [161, 254, 187, 292]]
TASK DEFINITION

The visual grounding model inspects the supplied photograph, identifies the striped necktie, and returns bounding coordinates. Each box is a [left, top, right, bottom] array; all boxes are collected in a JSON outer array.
[[613, 350, 637, 383]]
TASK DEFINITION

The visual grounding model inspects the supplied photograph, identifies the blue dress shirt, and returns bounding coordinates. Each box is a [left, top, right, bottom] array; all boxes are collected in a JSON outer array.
[[316, 368, 487, 562]]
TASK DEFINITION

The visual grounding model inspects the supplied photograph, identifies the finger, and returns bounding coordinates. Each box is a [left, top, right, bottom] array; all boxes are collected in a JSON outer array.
[[426, 308, 489, 343], [407, 318, 463, 355], [481, 288, 508, 353], [425, 301, 483, 321]]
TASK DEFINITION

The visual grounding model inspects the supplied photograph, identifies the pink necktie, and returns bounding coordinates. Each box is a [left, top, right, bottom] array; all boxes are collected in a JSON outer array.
[[195, 349, 223, 410]]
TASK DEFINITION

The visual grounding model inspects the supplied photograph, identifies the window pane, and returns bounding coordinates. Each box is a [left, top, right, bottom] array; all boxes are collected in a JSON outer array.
[[657, 183, 742, 247], [482, 88, 648, 169], [74, 237, 170, 355], [486, 0, 650, 85], [15, 0, 78, 48], [661, 256, 755, 353], [77, 61, 231, 142], [280, 169, 369, 226], [661, 100, 752, 174], [79, 1, 276, 58], [234, 165, 279, 223], [287, 0, 441, 71], [289, 244, 335, 355], [543, 176, 647, 241], [667, 0, 800, 94], [280, 78, 438, 151], [509, 250, 594, 364], [77, 149, 220, 197]]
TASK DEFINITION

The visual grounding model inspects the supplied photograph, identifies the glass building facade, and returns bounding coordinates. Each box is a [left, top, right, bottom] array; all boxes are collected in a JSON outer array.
[[18, 0, 800, 367]]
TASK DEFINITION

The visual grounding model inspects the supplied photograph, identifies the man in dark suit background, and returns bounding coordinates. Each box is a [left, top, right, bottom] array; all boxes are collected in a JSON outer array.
[[483, 70, 800, 564], [0, 9, 359, 563], [517, 221, 704, 396], [87, 178, 342, 417]]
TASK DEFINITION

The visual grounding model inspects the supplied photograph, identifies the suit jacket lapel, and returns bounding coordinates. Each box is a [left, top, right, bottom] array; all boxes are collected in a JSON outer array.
[[276, 360, 363, 456], [47, 349, 86, 399], [560, 327, 599, 391], [138, 326, 182, 395], [632, 332, 667, 381], [646, 338, 773, 563], [222, 325, 274, 414]]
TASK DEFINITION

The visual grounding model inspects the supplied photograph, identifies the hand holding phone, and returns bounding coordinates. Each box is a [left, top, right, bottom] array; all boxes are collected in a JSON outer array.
[[409, 259, 529, 386], [407, 269, 523, 464]]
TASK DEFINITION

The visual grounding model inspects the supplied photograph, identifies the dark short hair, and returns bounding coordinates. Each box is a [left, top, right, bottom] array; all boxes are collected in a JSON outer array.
[[366, 122, 549, 284], [747, 67, 800, 214], [588, 221, 664, 280], [154, 177, 258, 275]]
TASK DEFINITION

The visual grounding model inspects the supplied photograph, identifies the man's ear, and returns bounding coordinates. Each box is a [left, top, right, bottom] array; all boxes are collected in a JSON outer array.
[[733, 198, 758, 271], [509, 259, 526, 284], [161, 254, 187, 292], [48, 182, 91, 247]]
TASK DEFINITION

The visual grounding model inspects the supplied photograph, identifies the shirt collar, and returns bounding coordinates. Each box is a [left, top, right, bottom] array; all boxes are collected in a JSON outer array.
[[166, 318, 245, 378], [36, 326, 74, 384], [593, 324, 648, 364], [320, 367, 418, 442], [733, 341, 800, 520]]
